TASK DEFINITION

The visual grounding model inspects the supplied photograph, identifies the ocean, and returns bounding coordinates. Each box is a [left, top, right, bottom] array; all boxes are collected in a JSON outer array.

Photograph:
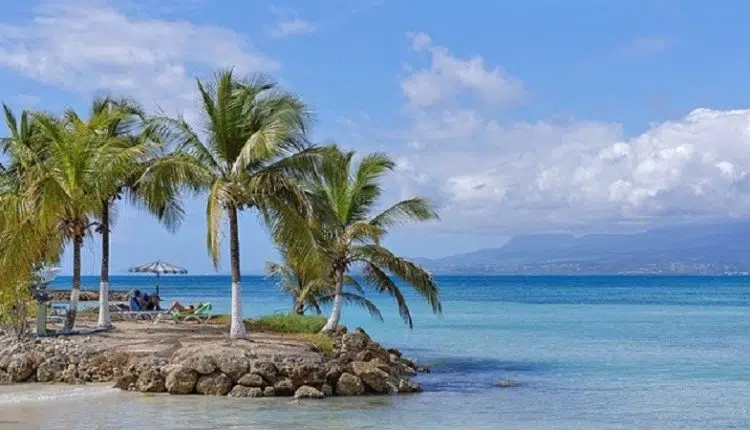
[[2, 275, 749, 429]]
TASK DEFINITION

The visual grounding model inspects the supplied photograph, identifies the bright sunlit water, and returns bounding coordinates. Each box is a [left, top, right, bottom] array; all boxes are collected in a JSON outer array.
[[2, 275, 749, 429]]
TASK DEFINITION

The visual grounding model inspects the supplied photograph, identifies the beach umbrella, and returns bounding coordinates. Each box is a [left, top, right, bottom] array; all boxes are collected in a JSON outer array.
[[128, 260, 187, 296]]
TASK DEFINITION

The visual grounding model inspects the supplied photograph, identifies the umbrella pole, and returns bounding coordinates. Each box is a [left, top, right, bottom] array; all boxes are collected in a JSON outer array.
[[156, 273, 160, 297]]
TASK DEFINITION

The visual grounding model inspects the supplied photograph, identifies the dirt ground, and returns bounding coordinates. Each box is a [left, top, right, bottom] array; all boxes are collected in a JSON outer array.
[[52, 321, 324, 361]]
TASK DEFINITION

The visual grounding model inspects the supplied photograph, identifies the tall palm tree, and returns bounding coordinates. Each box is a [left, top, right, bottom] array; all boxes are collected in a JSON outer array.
[[29, 111, 146, 332], [266, 247, 382, 320], [303, 146, 441, 332], [0, 105, 63, 299], [149, 69, 317, 339], [73, 97, 186, 329]]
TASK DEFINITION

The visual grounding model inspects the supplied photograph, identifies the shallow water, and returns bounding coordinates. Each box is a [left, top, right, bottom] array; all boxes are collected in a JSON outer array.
[[4, 275, 750, 429]]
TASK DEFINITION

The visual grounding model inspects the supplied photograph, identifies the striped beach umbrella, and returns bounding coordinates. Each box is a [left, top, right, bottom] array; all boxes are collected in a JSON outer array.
[[128, 260, 187, 296]]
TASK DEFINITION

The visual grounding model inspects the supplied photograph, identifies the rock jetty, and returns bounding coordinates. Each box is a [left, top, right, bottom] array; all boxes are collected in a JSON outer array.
[[0, 327, 428, 400]]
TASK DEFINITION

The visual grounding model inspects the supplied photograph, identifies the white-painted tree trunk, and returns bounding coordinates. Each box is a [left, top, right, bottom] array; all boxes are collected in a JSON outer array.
[[97, 281, 111, 328], [321, 281, 344, 333], [230, 281, 246, 338]]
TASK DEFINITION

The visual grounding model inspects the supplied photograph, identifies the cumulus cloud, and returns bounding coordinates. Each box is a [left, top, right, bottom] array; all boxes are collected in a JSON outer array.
[[0, 1, 278, 115], [269, 19, 317, 38], [401, 32, 525, 107], [391, 107, 750, 234]]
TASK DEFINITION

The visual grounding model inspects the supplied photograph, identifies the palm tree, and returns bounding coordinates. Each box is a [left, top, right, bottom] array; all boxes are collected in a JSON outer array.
[[149, 69, 317, 339], [0, 105, 63, 302], [266, 247, 382, 320], [28, 110, 147, 332], [303, 146, 441, 332], [72, 97, 186, 329]]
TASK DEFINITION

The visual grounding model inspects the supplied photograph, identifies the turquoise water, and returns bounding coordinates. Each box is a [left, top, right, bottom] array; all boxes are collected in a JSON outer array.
[[6, 275, 750, 429]]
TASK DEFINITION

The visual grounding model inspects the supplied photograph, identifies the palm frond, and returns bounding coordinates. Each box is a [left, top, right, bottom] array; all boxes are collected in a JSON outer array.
[[312, 292, 384, 322], [370, 197, 439, 229]]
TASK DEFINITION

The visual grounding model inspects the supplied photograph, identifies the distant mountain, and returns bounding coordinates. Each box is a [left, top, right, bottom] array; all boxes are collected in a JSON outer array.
[[414, 221, 750, 275]]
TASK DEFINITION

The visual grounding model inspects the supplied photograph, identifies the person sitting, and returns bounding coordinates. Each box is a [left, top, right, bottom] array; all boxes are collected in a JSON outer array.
[[129, 290, 143, 311], [167, 301, 202, 314], [144, 294, 162, 311]]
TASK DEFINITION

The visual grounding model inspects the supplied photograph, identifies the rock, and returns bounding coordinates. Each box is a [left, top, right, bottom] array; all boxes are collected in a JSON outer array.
[[237, 373, 265, 388], [321, 384, 333, 397], [341, 332, 369, 352], [114, 373, 137, 391], [196, 372, 233, 396], [183, 355, 216, 375], [263, 386, 275, 397], [136, 368, 166, 393], [367, 358, 392, 374], [249, 361, 278, 384], [350, 361, 393, 393], [216, 355, 249, 382], [398, 378, 423, 393], [282, 363, 325, 388], [228, 385, 264, 398], [336, 372, 365, 396], [0, 370, 11, 385], [387, 348, 402, 358], [294, 385, 325, 399], [273, 378, 296, 397], [416, 365, 430, 374], [8, 353, 40, 382], [37, 356, 68, 383], [165, 366, 199, 394], [495, 378, 521, 388], [325, 363, 342, 385]]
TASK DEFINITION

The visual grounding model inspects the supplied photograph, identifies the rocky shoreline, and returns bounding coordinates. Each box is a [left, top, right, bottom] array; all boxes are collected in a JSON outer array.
[[0, 327, 428, 399], [47, 290, 129, 302]]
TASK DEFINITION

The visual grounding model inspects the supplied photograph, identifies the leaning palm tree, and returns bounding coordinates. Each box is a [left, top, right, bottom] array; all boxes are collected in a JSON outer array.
[[71, 97, 186, 329], [149, 69, 317, 338], [304, 146, 441, 332], [266, 247, 382, 320], [29, 111, 146, 332]]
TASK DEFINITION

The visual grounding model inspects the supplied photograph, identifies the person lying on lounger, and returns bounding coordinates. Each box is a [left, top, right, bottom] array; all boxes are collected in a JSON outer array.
[[167, 301, 203, 314]]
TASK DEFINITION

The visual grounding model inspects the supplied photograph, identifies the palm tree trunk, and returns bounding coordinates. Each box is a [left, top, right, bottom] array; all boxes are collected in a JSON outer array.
[[320, 273, 343, 333], [228, 205, 246, 339], [292, 301, 305, 316], [64, 233, 83, 333], [97, 200, 111, 329]]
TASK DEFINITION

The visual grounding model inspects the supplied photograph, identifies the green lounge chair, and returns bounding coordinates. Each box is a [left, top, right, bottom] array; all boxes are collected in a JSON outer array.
[[172, 303, 212, 324]]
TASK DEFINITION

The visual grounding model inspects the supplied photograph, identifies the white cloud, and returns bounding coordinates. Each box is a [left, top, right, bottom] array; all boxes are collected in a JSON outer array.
[[0, 1, 278, 115], [269, 19, 317, 38], [392, 107, 750, 234], [401, 32, 525, 107]]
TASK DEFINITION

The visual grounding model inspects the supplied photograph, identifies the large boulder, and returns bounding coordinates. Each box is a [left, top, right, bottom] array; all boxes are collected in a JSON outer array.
[[136, 368, 166, 393], [398, 378, 423, 393], [237, 373, 265, 388], [0, 370, 11, 385], [273, 378, 296, 396], [325, 363, 342, 386], [37, 356, 68, 383], [228, 386, 263, 398], [341, 332, 369, 353], [280, 363, 325, 388], [350, 361, 393, 393], [249, 361, 278, 384], [321, 384, 333, 397], [182, 355, 216, 375], [7, 353, 41, 382], [294, 385, 325, 399], [263, 386, 275, 397], [336, 372, 365, 396], [196, 373, 233, 396], [165, 366, 199, 395], [216, 354, 249, 382]]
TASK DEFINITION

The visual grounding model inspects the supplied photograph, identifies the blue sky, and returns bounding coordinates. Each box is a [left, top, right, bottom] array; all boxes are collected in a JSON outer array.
[[3, 0, 750, 275]]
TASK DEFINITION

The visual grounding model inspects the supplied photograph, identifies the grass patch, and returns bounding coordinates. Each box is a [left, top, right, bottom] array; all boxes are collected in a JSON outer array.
[[246, 314, 327, 334], [294, 333, 335, 356]]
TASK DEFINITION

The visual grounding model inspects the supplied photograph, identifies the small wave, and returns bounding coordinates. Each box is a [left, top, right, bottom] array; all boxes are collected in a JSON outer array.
[[0, 385, 118, 406]]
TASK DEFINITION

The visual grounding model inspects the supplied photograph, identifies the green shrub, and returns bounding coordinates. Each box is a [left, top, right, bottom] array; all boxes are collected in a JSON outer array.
[[246, 314, 327, 334]]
